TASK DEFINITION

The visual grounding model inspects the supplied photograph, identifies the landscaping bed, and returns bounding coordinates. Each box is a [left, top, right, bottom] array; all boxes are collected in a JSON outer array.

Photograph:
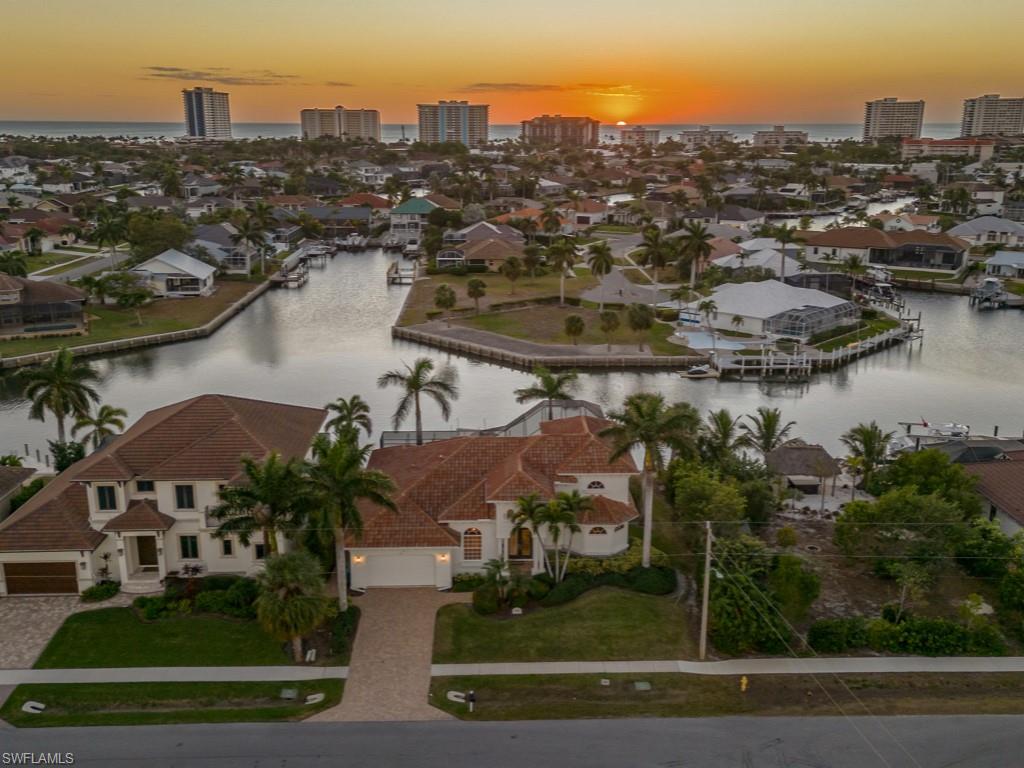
[[430, 672, 1024, 720], [0, 680, 342, 727], [433, 587, 691, 663]]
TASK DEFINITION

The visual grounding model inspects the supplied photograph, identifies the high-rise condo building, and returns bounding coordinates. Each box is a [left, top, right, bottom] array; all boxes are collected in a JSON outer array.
[[619, 126, 661, 146], [678, 126, 736, 149], [960, 94, 1024, 137], [521, 115, 600, 147], [863, 97, 925, 140], [182, 87, 232, 139], [417, 101, 489, 147], [752, 125, 809, 148], [300, 106, 382, 141]]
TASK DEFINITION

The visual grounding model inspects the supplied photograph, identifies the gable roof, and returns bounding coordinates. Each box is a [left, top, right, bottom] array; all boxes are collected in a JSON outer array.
[[455, 238, 523, 263], [133, 249, 217, 280], [805, 228, 969, 250], [963, 460, 1024, 524], [948, 217, 1024, 237], [0, 466, 35, 498], [766, 441, 841, 477], [391, 198, 437, 215], [102, 499, 176, 532]]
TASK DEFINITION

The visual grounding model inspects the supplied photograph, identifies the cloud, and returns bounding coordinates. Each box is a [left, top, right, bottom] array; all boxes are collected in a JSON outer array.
[[142, 66, 298, 86], [324, 81, 356, 87], [460, 82, 565, 93]]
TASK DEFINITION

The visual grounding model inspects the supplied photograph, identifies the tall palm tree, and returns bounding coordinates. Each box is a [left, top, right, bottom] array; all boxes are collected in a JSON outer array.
[[72, 404, 127, 450], [514, 366, 579, 420], [546, 237, 576, 306], [540, 203, 562, 238], [305, 433, 396, 610], [231, 214, 268, 275], [697, 298, 718, 356], [700, 408, 744, 467], [601, 392, 698, 567], [638, 225, 669, 296], [509, 493, 552, 576], [211, 452, 309, 556], [21, 347, 101, 443], [840, 421, 894, 490], [740, 406, 796, 458], [678, 220, 714, 289], [546, 490, 588, 581], [586, 241, 614, 311], [773, 224, 802, 282], [255, 550, 333, 662], [92, 207, 126, 267], [24, 227, 44, 256], [377, 357, 459, 445], [842, 254, 868, 298], [522, 244, 542, 278], [324, 395, 373, 439]]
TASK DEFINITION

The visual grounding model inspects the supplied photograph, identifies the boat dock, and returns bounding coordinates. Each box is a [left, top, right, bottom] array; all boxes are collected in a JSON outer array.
[[969, 277, 1024, 309], [387, 261, 416, 285]]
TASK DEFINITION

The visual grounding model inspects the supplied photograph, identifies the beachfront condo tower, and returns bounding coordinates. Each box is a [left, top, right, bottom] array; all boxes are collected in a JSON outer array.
[[182, 87, 232, 139], [417, 101, 489, 148]]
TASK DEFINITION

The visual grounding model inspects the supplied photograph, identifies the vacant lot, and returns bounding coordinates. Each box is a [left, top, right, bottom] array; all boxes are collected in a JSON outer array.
[[431, 672, 1024, 720], [433, 588, 692, 663]]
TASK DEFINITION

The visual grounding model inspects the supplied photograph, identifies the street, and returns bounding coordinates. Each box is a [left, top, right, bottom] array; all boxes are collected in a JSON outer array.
[[2, 715, 1021, 767]]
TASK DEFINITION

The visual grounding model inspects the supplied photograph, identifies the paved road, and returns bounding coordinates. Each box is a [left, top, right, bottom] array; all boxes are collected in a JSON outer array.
[[2, 716, 1021, 766], [32, 250, 117, 283]]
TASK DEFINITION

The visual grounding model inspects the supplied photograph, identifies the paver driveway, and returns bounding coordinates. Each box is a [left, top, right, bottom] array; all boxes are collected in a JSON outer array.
[[0, 594, 132, 669], [311, 588, 471, 722]]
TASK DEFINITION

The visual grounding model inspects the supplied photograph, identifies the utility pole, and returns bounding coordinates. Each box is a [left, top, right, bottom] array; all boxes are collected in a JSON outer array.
[[699, 520, 713, 661]]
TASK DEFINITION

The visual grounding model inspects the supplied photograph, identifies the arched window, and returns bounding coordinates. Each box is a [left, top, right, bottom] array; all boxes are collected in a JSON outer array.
[[586, 480, 605, 490], [590, 526, 608, 535], [462, 528, 482, 561]]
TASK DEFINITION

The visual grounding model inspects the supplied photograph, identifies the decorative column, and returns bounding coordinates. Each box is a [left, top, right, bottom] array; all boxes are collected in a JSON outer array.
[[115, 534, 129, 584]]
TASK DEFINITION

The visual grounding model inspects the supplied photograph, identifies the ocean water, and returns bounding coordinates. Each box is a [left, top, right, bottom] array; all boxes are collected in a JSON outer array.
[[0, 121, 962, 143]]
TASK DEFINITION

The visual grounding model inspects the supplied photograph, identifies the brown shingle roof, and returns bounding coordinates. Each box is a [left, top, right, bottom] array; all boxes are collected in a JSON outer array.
[[766, 441, 841, 477], [102, 499, 176, 532], [0, 466, 35, 498], [457, 238, 523, 263], [805, 228, 968, 250], [963, 461, 1024, 525]]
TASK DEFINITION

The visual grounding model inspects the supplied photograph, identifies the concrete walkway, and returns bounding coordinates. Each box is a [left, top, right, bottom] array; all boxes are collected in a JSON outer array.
[[309, 588, 471, 722], [0, 666, 347, 686]]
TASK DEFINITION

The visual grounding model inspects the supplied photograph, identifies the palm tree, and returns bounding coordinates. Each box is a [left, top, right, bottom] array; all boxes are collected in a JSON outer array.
[[564, 314, 585, 345], [0, 251, 29, 277], [231, 214, 268, 275], [509, 493, 552, 576], [255, 550, 333, 662], [638, 225, 669, 289], [586, 241, 614, 310], [21, 347, 101, 443], [514, 366, 579, 420], [72, 404, 127, 450], [92, 207, 126, 267], [700, 408, 744, 467], [773, 224, 802, 282], [840, 421, 894, 490], [677, 221, 714, 289], [599, 310, 620, 350], [499, 255, 523, 294], [522, 244, 542, 278], [290, 212, 324, 240], [697, 298, 718, 356], [466, 278, 486, 313], [601, 392, 697, 567], [377, 357, 459, 445], [546, 491, 588, 581], [627, 302, 654, 351], [324, 394, 372, 439], [305, 433, 396, 610], [433, 283, 457, 324], [211, 452, 309, 556], [842, 254, 868, 298], [24, 227, 44, 256], [546, 238, 576, 306], [540, 203, 562, 238], [740, 406, 796, 458]]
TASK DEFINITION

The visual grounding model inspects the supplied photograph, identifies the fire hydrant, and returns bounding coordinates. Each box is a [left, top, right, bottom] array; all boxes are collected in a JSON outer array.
[[740, 675, 749, 693]]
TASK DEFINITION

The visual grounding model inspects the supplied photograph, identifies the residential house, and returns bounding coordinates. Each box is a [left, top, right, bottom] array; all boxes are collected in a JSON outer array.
[[349, 407, 639, 589], [681, 205, 766, 232], [0, 274, 87, 339], [131, 249, 217, 297], [984, 251, 1024, 278], [0, 395, 326, 595], [124, 196, 176, 213], [680, 280, 858, 341], [711, 248, 803, 278], [947, 217, 1024, 249], [181, 174, 222, 199], [266, 195, 317, 212], [190, 222, 253, 274], [765, 440, 841, 495], [338, 193, 392, 218], [960, 446, 1024, 534], [389, 198, 439, 245], [803, 228, 969, 273], [0, 467, 36, 521], [184, 197, 237, 220], [558, 198, 609, 229], [443, 221, 524, 245], [435, 238, 523, 270], [871, 213, 940, 232], [350, 161, 392, 187], [306, 206, 372, 238]]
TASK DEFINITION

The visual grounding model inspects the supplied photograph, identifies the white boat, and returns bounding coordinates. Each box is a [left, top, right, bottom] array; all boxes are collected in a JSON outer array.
[[679, 364, 720, 379]]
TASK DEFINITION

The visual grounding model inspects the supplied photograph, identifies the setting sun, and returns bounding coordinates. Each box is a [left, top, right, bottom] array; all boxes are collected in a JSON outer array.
[[615, 120, 627, 126]]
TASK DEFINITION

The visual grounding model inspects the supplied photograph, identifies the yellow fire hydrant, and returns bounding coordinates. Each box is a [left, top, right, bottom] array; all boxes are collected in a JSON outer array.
[[740, 675, 749, 693]]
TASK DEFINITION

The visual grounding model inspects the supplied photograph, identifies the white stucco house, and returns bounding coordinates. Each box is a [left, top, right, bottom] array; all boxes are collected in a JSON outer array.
[[0, 395, 326, 595], [131, 249, 217, 297], [348, 408, 639, 590]]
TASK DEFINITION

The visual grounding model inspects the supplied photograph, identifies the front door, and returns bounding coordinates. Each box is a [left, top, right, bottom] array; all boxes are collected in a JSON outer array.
[[136, 537, 159, 572], [508, 528, 533, 560]]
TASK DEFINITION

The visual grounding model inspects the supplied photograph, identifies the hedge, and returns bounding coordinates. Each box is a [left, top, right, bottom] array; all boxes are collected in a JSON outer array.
[[807, 615, 1005, 656]]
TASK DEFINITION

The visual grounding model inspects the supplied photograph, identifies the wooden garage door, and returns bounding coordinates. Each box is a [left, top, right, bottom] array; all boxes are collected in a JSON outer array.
[[4, 562, 78, 595]]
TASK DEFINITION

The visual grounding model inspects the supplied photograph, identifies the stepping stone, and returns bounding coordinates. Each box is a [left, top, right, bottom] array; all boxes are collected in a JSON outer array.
[[633, 681, 652, 692]]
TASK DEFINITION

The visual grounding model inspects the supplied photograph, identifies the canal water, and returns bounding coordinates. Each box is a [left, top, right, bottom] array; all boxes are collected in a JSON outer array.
[[1, 249, 1021, 457]]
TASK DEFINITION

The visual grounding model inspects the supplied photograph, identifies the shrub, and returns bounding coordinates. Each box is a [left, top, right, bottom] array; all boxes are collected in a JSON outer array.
[[452, 573, 486, 592], [472, 583, 500, 615], [999, 570, 1024, 611], [526, 577, 551, 600], [807, 617, 868, 653], [330, 606, 361, 658], [194, 590, 230, 614], [776, 527, 798, 548], [133, 595, 192, 620], [201, 574, 243, 592], [968, 623, 1007, 656], [540, 575, 594, 607], [565, 541, 670, 577], [956, 519, 1013, 578], [9, 478, 45, 512], [224, 578, 260, 618], [627, 566, 677, 595], [768, 555, 820, 622], [80, 581, 120, 603]]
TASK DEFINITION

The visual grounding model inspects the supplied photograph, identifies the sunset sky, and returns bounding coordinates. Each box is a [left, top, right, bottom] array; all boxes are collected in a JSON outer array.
[[4, 0, 1022, 125]]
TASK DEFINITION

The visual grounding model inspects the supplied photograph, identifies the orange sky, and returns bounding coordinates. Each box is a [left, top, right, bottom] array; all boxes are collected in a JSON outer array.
[[3, 0, 1022, 124]]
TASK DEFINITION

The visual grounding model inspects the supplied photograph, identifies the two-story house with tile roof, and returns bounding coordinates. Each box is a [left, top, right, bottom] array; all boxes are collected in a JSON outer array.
[[348, 413, 639, 590], [0, 395, 325, 596]]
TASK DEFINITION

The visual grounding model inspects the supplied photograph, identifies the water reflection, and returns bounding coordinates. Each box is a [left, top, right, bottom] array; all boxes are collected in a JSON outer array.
[[2, 249, 1023, 456]]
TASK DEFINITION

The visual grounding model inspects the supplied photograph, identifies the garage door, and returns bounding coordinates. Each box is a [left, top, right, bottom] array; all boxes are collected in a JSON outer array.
[[363, 554, 436, 587], [4, 562, 78, 595]]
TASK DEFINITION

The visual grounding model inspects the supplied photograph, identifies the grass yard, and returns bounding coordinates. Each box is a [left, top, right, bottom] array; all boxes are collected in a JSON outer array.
[[433, 588, 692, 663], [0, 680, 342, 727], [813, 316, 900, 352], [889, 268, 962, 282], [398, 268, 598, 326], [0, 279, 263, 358], [456, 305, 686, 355], [431, 672, 1024, 721], [34, 607, 289, 668], [24, 252, 86, 274]]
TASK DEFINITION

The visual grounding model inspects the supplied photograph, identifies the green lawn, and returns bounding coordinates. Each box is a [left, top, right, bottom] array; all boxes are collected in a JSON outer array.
[[889, 268, 962, 282], [591, 224, 640, 234], [0, 680, 342, 727], [35, 607, 289, 668], [0, 280, 263, 358], [431, 673, 1024, 721], [814, 316, 901, 352], [456, 306, 687, 355], [24, 252, 85, 273], [433, 588, 692, 663]]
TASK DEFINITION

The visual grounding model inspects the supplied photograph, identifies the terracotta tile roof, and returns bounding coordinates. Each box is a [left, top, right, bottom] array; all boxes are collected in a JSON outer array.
[[0, 395, 325, 553], [963, 461, 1024, 525], [0, 466, 35, 497], [355, 415, 639, 549], [805, 228, 968, 251], [339, 193, 391, 209], [583, 496, 639, 525], [102, 499, 176, 532], [424, 193, 461, 210], [456, 238, 523, 263]]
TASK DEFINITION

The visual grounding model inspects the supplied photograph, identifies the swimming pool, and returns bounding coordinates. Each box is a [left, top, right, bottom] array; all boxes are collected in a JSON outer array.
[[674, 331, 747, 350]]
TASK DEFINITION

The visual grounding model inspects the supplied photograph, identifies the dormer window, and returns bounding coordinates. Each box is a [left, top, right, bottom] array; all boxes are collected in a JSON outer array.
[[136, 479, 155, 493], [96, 485, 117, 511], [586, 481, 606, 490], [590, 527, 608, 535]]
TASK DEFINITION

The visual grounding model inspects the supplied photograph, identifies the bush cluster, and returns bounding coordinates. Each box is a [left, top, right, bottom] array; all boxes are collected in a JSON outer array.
[[541, 566, 677, 607], [452, 573, 486, 592], [330, 607, 361, 658], [565, 541, 670, 577], [133, 575, 259, 620], [807, 615, 1005, 656], [80, 581, 120, 603]]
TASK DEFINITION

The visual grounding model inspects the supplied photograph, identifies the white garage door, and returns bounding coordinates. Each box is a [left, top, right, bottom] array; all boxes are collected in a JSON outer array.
[[363, 554, 436, 587]]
